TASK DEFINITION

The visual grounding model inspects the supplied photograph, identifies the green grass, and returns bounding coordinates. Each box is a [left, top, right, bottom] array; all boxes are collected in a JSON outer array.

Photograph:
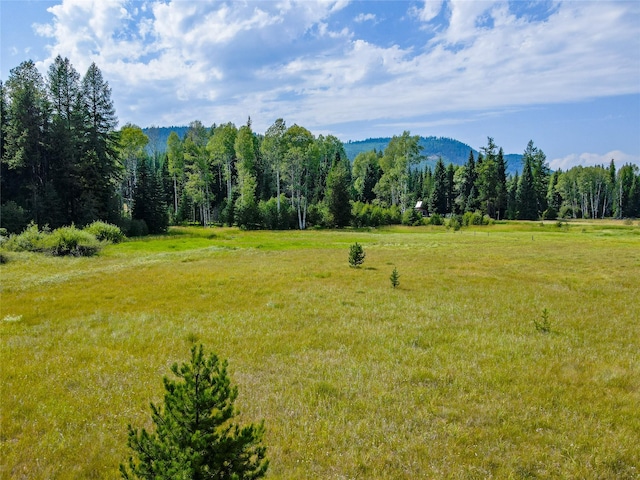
[[2, 221, 639, 478]]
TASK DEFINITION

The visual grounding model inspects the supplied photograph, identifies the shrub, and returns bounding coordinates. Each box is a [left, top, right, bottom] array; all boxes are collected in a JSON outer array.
[[462, 210, 489, 226], [258, 196, 295, 230], [348, 242, 366, 268], [0, 251, 9, 264], [121, 345, 268, 480], [2, 223, 48, 252], [84, 221, 125, 243], [448, 215, 462, 231], [43, 226, 101, 257], [427, 213, 444, 226], [402, 208, 423, 226], [128, 219, 149, 237]]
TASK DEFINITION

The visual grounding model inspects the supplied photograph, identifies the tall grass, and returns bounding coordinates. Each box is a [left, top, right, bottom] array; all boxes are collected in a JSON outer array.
[[1, 221, 639, 478]]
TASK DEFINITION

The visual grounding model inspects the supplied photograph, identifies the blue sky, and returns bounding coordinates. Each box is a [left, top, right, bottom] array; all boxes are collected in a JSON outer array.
[[1, 0, 639, 169]]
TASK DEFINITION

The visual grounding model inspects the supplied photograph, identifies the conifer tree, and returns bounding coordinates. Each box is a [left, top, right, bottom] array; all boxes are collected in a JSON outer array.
[[325, 155, 352, 227], [516, 156, 537, 220], [348, 242, 365, 268], [121, 345, 268, 480], [390, 267, 400, 288], [429, 157, 448, 214]]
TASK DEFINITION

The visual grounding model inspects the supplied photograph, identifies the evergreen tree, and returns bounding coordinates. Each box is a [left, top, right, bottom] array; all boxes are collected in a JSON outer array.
[[348, 242, 365, 268], [132, 157, 168, 234], [525, 140, 550, 216], [2, 60, 50, 224], [495, 147, 508, 219], [428, 157, 448, 214], [476, 138, 499, 218], [79, 62, 120, 224], [455, 150, 478, 213], [390, 267, 400, 288], [324, 155, 352, 227], [47, 55, 84, 226], [516, 155, 537, 220], [446, 162, 456, 214], [121, 345, 268, 480]]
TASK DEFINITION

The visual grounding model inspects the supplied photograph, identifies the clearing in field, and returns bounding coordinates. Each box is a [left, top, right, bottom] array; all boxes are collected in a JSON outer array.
[[1, 221, 639, 479]]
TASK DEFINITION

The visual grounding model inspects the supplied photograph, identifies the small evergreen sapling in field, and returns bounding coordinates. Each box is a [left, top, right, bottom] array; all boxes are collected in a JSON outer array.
[[121, 344, 268, 480], [348, 242, 366, 268], [534, 308, 552, 333], [390, 267, 400, 288]]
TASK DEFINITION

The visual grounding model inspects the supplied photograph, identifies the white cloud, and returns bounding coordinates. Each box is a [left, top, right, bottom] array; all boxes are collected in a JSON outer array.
[[354, 13, 376, 23], [550, 151, 640, 171], [410, 1, 444, 22], [28, 0, 639, 143]]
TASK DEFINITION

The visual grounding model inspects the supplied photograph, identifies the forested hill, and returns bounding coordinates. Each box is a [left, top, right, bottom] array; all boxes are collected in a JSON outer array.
[[142, 128, 524, 174], [142, 126, 189, 154], [343, 136, 523, 174]]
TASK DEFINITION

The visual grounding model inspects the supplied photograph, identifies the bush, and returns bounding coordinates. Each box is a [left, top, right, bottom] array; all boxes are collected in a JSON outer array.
[[84, 221, 125, 243], [121, 345, 268, 480], [43, 226, 102, 256], [427, 213, 444, 226], [448, 215, 462, 231], [2, 223, 103, 256], [127, 219, 149, 237], [402, 208, 423, 226], [462, 210, 489, 226], [2, 223, 48, 252], [258, 196, 296, 230]]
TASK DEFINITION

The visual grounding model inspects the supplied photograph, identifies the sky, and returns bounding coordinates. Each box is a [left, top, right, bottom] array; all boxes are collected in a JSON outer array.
[[1, 0, 639, 170]]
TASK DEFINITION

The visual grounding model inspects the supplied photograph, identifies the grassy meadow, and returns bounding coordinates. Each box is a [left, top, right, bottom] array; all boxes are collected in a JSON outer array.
[[1, 221, 639, 479]]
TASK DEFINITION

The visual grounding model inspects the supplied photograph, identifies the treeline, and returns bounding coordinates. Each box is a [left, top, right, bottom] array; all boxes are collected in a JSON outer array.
[[2, 58, 639, 234]]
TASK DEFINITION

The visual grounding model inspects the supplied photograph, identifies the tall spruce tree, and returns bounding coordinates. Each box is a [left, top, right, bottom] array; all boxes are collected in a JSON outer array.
[[429, 157, 448, 215], [516, 155, 537, 220], [495, 147, 508, 219], [79, 62, 120, 224], [47, 55, 84, 225]]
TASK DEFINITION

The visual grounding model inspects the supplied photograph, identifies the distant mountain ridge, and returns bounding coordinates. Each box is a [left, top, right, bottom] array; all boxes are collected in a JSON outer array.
[[142, 127, 524, 175], [343, 136, 523, 174]]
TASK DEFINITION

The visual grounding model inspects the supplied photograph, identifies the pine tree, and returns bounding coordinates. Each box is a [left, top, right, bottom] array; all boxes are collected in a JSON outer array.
[[79, 62, 120, 224], [325, 156, 352, 227], [516, 156, 537, 220], [121, 344, 268, 480], [348, 242, 365, 268], [429, 157, 448, 214], [495, 147, 508, 219], [390, 267, 400, 288]]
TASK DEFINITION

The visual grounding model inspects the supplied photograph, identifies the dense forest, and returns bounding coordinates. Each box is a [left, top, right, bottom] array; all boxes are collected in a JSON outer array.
[[2, 57, 639, 235]]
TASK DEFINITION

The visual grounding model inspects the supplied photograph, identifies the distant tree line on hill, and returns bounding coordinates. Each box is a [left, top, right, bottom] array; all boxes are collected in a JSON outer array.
[[2, 58, 639, 234]]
